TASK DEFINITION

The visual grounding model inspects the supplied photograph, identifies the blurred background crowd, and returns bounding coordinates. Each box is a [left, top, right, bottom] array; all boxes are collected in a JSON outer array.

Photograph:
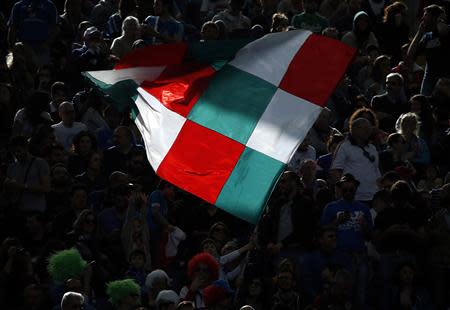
[[0, 0, 450, 309]]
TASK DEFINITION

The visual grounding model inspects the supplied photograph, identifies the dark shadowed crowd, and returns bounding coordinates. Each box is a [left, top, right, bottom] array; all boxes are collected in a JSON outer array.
[[0, 0, 450, 309]]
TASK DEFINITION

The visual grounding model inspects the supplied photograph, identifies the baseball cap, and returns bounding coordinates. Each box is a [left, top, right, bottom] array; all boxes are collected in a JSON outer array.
[[84, 26, 102, 39]]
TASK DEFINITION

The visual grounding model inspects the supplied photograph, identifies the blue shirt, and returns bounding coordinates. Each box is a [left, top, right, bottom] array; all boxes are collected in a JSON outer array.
[[98, 207, 124, 235], [9, 0, 58, 45], [144, 15, 184, 44], [320, 200, 373, 253]]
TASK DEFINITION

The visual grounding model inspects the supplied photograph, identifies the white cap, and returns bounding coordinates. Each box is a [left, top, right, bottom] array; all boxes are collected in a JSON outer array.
[[156, 290, 179, 308], [145, 269, 171, 290]]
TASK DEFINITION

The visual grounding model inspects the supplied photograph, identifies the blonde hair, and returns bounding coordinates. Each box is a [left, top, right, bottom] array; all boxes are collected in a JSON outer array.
[[122, 16, 140, 34], [396, 112, 420, 135]]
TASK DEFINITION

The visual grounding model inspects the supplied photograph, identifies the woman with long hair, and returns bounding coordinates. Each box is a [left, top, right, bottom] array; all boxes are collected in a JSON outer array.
[[67, 130, 98, 176], [396, 112, 430, 166], [377, 2, 409, 66]]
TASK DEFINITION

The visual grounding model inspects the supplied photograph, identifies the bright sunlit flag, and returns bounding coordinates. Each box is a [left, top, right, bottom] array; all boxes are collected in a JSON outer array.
[[85, 30, 355, 223]]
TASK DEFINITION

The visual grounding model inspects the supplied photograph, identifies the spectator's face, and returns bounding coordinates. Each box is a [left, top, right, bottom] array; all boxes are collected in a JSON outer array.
[[350, 120, 372, 142], [0, 84, 11, 104], [193, 263, 211, 287], [52, 166, 70, 186], [51, 149, 66, 165], [38, 68, 52, 86], [341, 181, 356, 201], [394, 11, 405, 27], [113, 129, 130, 148], [202, 241, 219, 257], [356, 17, 369, 32], [130, 253, 145, 269], [82, 214, 96, 233], [71, 189, 88, 210], [399, 265, 414, 286], [105, 108, 123, 129], [79, 136, 93, 154], [410, 99, 422, 114], [124, 21, 140, 38], [385, 75, 402, 95], [52, 90, 67, 107], [60, 106, 76, 125], [163, 185, 175, 201], [422, 11, 436, 31], [211, 225, 227, 242], [400, 118, 417, 135], [277, 271, 294, 291], [26, 216, 44, 235], [12, 146, 28, 162], [319, 230, 337, 252], [248, 278, 262, 296], [129, 155, 146, 174], [201, 24, 219, 40], [89, 153, 102, 170]]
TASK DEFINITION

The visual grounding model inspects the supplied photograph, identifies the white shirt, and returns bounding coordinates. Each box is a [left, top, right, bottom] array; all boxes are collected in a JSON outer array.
[[331, 139, 381, 201], [212, 10, 251, 32], [51, 121, 88, 150]]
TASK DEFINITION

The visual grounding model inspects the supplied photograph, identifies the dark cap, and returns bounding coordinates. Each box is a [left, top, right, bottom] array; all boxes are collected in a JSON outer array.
[[336, 173, 360, 187], [84, 26, 102, 39]]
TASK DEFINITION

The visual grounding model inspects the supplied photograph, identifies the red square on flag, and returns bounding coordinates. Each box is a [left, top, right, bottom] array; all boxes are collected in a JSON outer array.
[[157, 120, 245, 204], [279, 34, 355, 107], [141, 64, 215, 117]]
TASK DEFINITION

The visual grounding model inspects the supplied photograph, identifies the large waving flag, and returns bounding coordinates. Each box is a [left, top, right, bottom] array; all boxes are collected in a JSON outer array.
[[85, 30, 355, 223]]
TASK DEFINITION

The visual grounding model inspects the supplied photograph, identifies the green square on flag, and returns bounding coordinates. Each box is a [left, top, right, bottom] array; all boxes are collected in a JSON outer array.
[[84, 32, 356, 224], [187, 65, 277, 144], [216, 147, 285, 223]]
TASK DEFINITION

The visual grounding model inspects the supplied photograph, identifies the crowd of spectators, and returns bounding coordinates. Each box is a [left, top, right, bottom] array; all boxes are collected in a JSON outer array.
[[0, 0, 450, 309]]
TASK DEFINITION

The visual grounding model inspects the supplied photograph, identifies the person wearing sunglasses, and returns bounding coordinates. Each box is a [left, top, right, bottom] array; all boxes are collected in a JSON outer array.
[[331, 117, 381, 203]]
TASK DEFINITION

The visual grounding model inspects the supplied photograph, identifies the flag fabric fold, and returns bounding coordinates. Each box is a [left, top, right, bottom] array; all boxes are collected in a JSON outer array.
[[85, 30, 355, 224]]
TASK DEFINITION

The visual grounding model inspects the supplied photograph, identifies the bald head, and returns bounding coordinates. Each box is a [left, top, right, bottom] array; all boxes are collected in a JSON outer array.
[[59, 101, 75, 126]]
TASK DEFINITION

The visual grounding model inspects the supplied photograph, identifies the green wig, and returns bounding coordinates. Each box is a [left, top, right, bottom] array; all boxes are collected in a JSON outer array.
[[106, 279, 141, 305], [47, 248, 87, 283]]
